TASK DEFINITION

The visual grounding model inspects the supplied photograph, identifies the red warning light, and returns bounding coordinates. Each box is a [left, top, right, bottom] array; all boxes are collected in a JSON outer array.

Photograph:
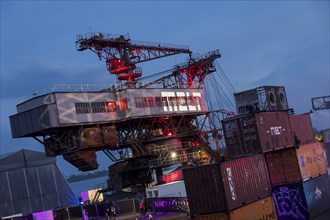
[[165, 129, 173, 136]]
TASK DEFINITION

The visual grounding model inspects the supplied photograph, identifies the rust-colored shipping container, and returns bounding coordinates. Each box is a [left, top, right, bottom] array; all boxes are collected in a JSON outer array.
[[265, 142, 327, 186], [289, 113, 314, 145], [183, 154, 271, 215], [265, 148, 302, 187], [230, 196, 277, 220], [221, 154, 272, 210], [296, 142, 327, 181], [222, 111, 294, 159]]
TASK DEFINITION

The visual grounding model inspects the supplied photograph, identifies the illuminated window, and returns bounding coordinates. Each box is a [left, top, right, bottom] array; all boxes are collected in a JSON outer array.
[[143, 97, 149, 107], [75, 101, 117, 114], [106, 101, 116, 112], [119, 99, 128, 111], [161, 97, 168, 107], [148, 97, 156, 107]]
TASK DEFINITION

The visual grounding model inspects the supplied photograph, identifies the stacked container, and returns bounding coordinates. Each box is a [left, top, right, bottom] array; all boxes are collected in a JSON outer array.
[[183, 154, 275, 218], [183, 85, 330, 219], [268, 112, 330, 220], [229, 86, 330, 219], [222, 111, 295, 159]]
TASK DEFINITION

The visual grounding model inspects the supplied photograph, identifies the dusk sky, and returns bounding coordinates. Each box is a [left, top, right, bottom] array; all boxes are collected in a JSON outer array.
[[1, 1, 329, 175]]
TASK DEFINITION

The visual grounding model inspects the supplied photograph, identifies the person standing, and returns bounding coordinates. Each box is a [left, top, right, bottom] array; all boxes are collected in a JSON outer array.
[[139, 202, 144, 214], [82, 208, 89, 220], [111, 206, 116, 220], [106, 208, 111, 220]]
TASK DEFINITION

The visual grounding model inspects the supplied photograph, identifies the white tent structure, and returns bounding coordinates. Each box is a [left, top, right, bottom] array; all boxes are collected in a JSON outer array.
[[0, 149, 78, 217]]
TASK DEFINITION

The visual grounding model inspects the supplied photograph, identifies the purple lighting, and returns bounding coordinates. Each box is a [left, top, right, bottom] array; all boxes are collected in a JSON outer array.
[[32, 210, 54, 220]]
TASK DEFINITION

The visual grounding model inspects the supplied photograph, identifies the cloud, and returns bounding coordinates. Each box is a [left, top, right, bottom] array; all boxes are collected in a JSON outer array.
[[1, 59, 113, 100]]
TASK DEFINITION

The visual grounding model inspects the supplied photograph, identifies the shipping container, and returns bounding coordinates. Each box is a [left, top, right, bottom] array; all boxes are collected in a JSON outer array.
[[230, 196, 277, 220], [265, 142, 327, 186], [265, 148, 301, 186], [222, 111, 294, 159], [289, 113, 314, 145], [192, 196, 277, 220], [302, 174, 330, 218], [272, 183, 310, 220], [221, 154, 272, 210], [183, 154, 271, 215], [296, 142, 327, 181], [272, 174, 330, 220], [234, 86, 289, 115], [183, 163, 227, 215]]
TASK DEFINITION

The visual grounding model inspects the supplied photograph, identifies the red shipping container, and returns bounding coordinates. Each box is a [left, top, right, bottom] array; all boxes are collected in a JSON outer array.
[[265, 148, 302, 187], [222, 111, 295, 159], [289, 113, 314, 144], [265, 142, 327, 186], [183, 154, 271, 215]]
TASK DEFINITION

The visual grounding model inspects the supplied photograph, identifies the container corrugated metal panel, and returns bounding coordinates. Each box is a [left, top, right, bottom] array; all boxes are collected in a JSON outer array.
[[272, 183, 310, 220], [192, 212, 229, 220], [289, 113, 314, 144], [230, 196, 277, 220], [183, 155, 272, 215], [323, 142, 330, 167], [265, 148, 302, 187], [296, 142, 327, 181], [222, 111, 294, 159], [222, 113, 262, 158], [322, 128, 330, 143], [255, 111, 294, 151], [303, 173, 330, 219], [182, 163, 227, 215], [221, 154, 272, 210]]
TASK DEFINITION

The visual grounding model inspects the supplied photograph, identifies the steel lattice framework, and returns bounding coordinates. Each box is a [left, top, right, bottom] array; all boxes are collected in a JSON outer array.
[[10, 33, 235, 193]]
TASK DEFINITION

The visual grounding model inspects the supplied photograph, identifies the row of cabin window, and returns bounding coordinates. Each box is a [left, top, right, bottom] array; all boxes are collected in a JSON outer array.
[[75, 96, 201, 114], [135, 96, 201, 108], [75, 100, 126, 114]]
